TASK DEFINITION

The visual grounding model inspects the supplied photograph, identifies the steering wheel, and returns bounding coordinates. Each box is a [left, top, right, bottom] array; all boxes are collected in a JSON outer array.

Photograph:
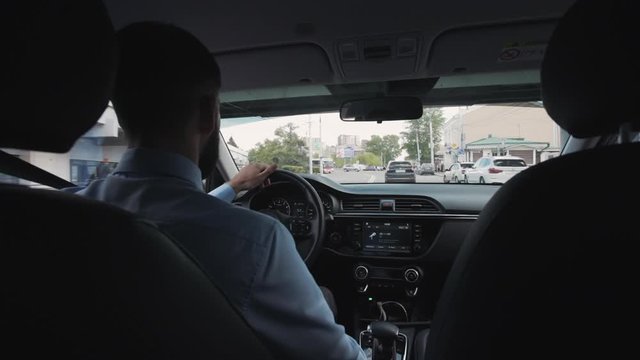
[[253, 170, 325, 266]]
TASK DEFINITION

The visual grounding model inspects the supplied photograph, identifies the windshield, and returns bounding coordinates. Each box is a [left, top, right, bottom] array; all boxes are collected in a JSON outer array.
[[1, 102, 565, 188], [220, 102, 564, 184]]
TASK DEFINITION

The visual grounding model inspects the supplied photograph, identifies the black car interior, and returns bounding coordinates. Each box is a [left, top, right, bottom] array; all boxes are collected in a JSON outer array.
[[2, 0, 638, 359], [1, 1, 273, 358], [423, 1, 640, 360]]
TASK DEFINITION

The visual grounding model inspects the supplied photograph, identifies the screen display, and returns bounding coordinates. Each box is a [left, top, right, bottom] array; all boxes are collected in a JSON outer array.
[[362, 222, 411, 252]]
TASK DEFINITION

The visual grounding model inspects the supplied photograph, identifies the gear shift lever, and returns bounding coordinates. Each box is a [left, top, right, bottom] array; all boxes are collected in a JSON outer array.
[[369, 321, 399, 360]]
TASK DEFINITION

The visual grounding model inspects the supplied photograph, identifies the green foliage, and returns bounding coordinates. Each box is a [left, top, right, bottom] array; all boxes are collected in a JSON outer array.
[[281, 165, 306, 173], [401, 108, 445, 161], [356, 152, 382, 166], [248, 123, 309, 171], [364, 134, 401, 165], [333, 157, 345, 168]]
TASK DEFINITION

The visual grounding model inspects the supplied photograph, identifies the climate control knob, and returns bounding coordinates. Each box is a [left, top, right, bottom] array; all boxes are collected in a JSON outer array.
[[404, 268, 420, 283], [354, 265, 369, 281]]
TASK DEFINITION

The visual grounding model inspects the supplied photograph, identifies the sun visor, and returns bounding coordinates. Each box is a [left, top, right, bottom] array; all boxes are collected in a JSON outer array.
[[214, 44, 334, 91], [427, 21, 557, 77]]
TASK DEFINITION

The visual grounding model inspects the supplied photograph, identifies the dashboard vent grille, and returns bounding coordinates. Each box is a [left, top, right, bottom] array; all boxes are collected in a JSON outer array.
[[394, 198, 440, 213], [342, 198, 380, 211]]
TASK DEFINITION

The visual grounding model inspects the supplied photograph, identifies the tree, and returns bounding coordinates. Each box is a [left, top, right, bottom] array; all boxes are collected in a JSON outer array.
[[364, 134, 402, 165], [401, 108, 445, 162], [356, 152, 382, 166], [248, 123, 308, 170]]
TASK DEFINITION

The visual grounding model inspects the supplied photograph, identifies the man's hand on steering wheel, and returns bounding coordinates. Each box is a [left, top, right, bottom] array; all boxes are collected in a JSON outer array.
[[229, 163, 277, 194]]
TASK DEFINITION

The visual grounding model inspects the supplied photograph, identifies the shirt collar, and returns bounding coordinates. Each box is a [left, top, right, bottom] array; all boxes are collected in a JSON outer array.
[[113, 147, 203, 190]]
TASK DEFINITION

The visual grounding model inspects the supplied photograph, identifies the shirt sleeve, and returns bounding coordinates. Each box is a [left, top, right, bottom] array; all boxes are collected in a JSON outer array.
[[208, 182, 236, 203], [243, 222, 367, 360]]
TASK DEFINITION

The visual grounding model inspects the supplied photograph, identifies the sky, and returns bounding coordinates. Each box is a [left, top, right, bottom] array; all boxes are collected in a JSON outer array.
[[220, 107, 460, 152]]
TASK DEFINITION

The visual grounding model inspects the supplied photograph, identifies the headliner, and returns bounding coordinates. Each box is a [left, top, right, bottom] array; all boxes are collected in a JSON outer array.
[[104, 0, 576, 117]]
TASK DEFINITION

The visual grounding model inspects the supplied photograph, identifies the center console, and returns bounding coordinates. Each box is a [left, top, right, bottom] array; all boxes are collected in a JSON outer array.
[[323, 216, 442, 359], [325, 217, 441, 257]]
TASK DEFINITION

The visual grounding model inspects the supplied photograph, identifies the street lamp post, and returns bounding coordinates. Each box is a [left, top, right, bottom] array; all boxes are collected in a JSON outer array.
[[416, 128, 421, 165], [429, 118, 434, 168]]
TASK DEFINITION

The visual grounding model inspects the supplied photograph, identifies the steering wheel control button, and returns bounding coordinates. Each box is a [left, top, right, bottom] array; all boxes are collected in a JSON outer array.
[[404, 268, 419, 283], [289, 219, 311, 236], [355, 265, 369, 280]]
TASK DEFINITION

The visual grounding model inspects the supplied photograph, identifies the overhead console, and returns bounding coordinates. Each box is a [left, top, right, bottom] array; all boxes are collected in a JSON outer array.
[[336, 32, 424, 81]]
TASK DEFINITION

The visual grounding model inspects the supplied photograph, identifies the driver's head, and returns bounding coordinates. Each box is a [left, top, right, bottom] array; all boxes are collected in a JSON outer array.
[[112, 22, 221, 165]]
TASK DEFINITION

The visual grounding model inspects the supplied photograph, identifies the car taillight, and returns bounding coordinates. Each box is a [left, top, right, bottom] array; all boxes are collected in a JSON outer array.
[[488, 167, 502, 174]]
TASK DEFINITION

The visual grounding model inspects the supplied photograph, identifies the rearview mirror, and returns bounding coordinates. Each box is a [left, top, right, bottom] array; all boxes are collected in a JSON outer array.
[[340, 97, 423, 122]]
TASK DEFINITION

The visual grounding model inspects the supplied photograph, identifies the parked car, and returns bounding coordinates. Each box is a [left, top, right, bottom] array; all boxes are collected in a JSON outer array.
[[322, 165, 334, 174], [364, 165, 377, 171], [342, 164, 360, 172], [443, 162, 475, 183], [416, 163, 435, 175], [465, 156, 528, 184], [384, 161, 416, 183]]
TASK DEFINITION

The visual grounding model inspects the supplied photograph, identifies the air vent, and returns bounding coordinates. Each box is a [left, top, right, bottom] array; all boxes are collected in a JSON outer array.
[[342, 198, 380, 211], [394, 198, 440, 213]]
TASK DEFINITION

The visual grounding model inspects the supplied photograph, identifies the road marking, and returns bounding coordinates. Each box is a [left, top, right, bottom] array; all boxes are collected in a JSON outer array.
[[367, 175, 376, 183]]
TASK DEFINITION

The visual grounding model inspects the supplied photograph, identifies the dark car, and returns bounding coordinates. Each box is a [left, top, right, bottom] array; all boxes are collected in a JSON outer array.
[[384, 161, 416, 183], [416, 163, 435, 175]]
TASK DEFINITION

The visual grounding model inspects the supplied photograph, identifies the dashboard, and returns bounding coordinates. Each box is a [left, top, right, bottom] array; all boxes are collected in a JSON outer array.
[[237, 174, 500, 329], [242, 174, 499, 260]]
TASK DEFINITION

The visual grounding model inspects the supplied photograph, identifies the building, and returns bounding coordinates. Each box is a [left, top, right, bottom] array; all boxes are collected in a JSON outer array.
[[227, 143, 249, 168], [441, 103, 562, 167], [338, 134, 360, 146], [1, 105, 127, 187], [464, 136, 550, 164]]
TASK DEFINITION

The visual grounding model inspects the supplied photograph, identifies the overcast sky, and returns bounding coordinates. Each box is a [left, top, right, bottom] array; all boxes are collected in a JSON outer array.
[[220, 107, 460, 151]]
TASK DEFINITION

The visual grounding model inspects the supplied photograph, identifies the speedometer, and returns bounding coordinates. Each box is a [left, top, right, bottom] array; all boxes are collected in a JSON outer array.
[[267, 197, 291, 215]]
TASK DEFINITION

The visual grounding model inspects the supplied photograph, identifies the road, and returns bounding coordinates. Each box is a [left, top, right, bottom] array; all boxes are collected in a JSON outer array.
[[322, 170, 444, 183]]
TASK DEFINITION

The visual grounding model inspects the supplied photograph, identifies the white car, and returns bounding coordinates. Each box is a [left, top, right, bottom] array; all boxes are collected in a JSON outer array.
[[443, 162, 475, 183], [465, 156, 528, 184]]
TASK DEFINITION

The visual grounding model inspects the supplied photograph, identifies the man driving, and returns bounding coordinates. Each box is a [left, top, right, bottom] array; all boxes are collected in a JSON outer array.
[[71, 22, 366, 360]]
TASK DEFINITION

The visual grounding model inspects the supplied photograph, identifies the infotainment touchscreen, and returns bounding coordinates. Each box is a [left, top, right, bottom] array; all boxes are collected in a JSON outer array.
[[362, 222, 411, 252]]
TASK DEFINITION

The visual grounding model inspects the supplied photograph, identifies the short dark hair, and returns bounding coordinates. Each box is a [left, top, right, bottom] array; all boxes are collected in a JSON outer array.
[[112, 22, 221, 138]]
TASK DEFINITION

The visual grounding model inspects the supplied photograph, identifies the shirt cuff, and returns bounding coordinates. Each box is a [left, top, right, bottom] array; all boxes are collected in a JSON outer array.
[[208, 182, 236, 203]]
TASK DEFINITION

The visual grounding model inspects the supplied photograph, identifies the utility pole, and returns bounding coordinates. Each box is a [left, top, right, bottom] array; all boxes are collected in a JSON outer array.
[[416, 127, 421, 164], [319, 115, 322, 158], [308, 116, 313, 174], [429, 118, 434, 168]]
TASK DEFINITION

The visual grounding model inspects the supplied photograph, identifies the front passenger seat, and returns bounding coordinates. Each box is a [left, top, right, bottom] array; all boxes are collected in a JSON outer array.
[[0, 1, 273, 358], [422, 1, 640, 359]]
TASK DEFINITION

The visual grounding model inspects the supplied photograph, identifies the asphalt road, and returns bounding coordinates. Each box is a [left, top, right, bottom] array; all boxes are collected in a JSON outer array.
[[322, 170, 444, 183]]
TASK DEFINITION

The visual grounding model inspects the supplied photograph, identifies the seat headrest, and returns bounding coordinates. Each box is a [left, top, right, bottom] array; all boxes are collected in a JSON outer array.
[[542, 0, 637, 138], [1, 0, 116, 152]]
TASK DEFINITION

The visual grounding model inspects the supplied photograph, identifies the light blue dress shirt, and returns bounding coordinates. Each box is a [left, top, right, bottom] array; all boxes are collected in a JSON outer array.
[[67, 148, 366, 360]]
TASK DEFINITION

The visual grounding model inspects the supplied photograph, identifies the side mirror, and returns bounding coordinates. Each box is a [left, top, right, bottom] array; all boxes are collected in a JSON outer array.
[[340, 97, 423, 122]]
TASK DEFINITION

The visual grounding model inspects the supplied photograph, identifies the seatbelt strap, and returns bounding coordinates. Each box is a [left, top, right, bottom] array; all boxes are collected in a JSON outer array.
[[0, 149, 75, 189]]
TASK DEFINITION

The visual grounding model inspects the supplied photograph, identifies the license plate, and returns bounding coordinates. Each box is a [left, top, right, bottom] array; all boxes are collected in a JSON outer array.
[[396, 169, 405, 173]]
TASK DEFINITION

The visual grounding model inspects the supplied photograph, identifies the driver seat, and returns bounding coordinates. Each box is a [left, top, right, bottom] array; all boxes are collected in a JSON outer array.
[[0, 1, 273, 358], [422, 1, 640, 359]]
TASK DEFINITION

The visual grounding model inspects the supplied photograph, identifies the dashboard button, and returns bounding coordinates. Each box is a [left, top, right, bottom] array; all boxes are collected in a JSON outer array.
[[354, 265, 369, 280], [404, 268, 420, 283]]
